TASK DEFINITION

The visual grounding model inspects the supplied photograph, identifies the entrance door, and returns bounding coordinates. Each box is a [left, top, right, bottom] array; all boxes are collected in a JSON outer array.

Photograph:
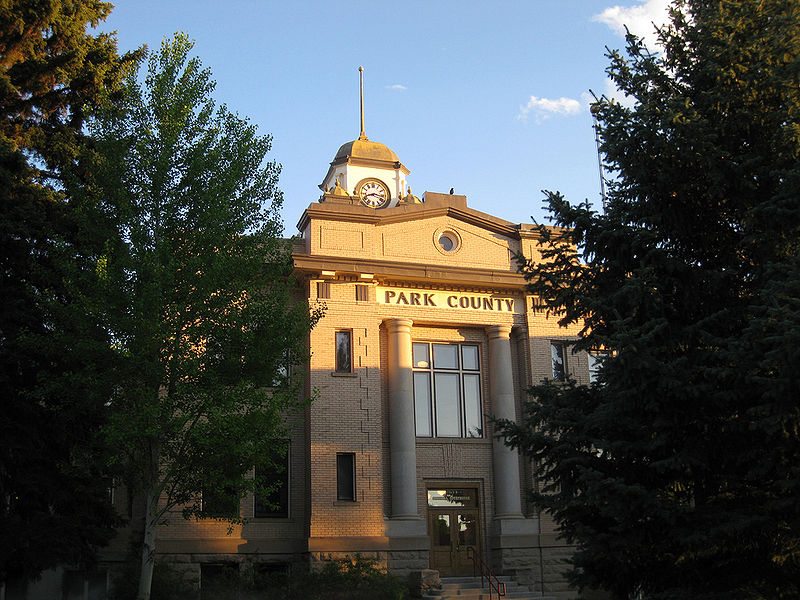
[[427, 488, 480, 576]]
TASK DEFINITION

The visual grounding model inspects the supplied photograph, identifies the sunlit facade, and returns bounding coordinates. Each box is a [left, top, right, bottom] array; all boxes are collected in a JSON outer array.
[[14, 134, 593, 600], [284, 134, 591, 598]]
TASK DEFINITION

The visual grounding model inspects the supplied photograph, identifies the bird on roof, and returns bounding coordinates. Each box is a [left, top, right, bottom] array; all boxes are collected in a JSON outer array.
[[449, 187, 454, 194]]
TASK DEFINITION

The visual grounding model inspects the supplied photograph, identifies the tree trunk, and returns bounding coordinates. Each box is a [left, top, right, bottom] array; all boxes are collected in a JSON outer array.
[[137, 489, 159, 600]]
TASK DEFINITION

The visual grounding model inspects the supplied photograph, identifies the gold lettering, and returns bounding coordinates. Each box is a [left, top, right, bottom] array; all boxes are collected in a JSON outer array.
[[424, 293, 437, 306], [503, 299, 514, 311], [397, 292, 409, 305], [447, 296, 458, 308], [459, 297, 470, 308], [385, 291, 396, 303], [483, 298, 494, 310], [410, 292, 421, 305]]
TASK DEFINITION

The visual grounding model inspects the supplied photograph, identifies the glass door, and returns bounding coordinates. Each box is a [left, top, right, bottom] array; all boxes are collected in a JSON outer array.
[[427, 488, 480, 576]]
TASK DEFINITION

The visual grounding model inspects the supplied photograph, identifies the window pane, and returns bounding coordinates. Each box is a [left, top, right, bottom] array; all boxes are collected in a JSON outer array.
[[461, 345, 479, 370], [203, 485, 239, 518], [463, 373, 482, 438], [458, 513, 477, 546], [427, 488, 476, 507], [88, 570, 108, 600], [588, 352, 602, 384], [336, 453, 355, 501], [255, 449, 289, 518], [413, 343, 430, 368], [335, 331, 351, 372], [201, 564, 239, 600], [63, 572, 85, 600], [433, 344, 458, 369], [414, 372, 432, 437], [551, 342, 566, 382], [434, 373, 461, 437], [433, 514, 451, 546]]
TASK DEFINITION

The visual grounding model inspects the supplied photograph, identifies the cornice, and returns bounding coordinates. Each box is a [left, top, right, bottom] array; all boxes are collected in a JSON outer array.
[[292, 253, 529, 289]]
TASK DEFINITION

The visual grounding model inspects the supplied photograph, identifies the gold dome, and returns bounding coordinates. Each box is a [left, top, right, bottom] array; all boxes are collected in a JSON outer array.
[[333, 138, 400, 164]]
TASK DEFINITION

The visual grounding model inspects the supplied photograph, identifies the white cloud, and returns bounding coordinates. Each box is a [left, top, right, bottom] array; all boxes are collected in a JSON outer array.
[[517, 95, 582, 123], [386, 84, 407, 91], [593, 0, 671, 49]]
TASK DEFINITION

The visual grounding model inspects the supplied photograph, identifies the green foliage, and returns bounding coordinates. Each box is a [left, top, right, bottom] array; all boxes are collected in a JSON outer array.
[[222, 556, 408, 600], [111, 560, 197, 600], [0, 0, 139, 584], [110, 555, 409, 600], [260, 557, 408, 600], [82, 33, 320, 599], [497, 1, 800, 599]]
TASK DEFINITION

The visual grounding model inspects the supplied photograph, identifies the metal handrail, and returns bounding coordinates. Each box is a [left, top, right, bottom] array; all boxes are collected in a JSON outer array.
[[466, 546, 506, 600]]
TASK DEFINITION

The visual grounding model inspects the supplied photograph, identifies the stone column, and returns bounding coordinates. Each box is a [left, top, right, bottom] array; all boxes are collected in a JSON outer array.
[[487, 324, 524, 519], [386, 318, 419, 519]]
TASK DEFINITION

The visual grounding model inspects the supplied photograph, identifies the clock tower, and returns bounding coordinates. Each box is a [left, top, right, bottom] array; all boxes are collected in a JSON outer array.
[[318, 67, 419, 208]]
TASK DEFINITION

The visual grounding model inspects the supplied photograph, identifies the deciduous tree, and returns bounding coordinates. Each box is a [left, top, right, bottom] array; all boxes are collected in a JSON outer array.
[[497, 1, 800, 598], [85, 34, 319, 600]]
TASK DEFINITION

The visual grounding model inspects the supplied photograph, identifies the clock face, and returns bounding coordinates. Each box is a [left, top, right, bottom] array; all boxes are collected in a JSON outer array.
[[357, 179, 390, 208]]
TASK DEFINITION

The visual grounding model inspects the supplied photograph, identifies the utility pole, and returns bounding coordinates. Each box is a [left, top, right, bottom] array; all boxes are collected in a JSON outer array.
[[590, 103, 607, 211]]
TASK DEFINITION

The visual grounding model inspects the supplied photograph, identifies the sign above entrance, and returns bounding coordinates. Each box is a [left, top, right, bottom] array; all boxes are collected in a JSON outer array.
[[427, 489, 477, 508], [378, 286, 520, 314]]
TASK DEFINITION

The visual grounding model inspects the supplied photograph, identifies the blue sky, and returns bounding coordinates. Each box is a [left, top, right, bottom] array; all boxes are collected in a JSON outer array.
[[101, 0, 670, 234]]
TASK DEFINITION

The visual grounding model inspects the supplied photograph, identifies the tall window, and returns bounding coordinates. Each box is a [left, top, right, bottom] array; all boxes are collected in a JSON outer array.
[[335, 330, 352, 373], [201, 564, 239, 600], [550, 341, 567, 382], [63, 570, 108, 600], [412, 342, 483, 438], [588, 351, 604, 384], [202, 485, 239, 518], [254, 448, 289, 518], [336, 453, 356, 501]]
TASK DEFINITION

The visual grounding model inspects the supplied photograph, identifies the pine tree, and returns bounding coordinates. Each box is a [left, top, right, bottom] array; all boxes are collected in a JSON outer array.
[[0, 0, 137, 584], [84, 34, 320, 600], [496, 1, 800, 598]]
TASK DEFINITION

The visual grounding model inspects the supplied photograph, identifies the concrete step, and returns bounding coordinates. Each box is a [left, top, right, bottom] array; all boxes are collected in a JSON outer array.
[[437, 587, 535, 596], [423, 575, 556, 600], [440, 576, 514, 582], [422, 592, 556, 600]]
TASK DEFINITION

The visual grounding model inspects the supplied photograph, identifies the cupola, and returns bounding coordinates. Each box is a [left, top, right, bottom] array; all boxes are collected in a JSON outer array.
[[319, 68, 412, 209]]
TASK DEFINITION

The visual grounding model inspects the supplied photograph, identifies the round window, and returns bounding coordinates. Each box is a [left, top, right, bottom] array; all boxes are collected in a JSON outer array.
[[433, 228, 462, 255], [438, 232, 457, 252]]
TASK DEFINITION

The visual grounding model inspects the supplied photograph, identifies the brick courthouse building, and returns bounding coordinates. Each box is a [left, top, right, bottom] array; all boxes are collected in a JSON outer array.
[[246, 130, 588, 598], [13, 131, 596, 600], [160, 132, 593, 598]]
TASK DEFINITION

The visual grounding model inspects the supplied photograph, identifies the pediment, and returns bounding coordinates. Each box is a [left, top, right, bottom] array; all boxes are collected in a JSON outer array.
[[296, 192, 543, 278]]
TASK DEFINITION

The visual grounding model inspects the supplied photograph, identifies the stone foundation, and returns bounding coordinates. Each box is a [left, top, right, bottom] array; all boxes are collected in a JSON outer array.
[[492, 544, 582, 600], [387, 549, 429, 574], [408, 569, 442, 598]]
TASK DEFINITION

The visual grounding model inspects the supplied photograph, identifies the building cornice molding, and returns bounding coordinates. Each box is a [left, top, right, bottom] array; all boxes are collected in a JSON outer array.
[[293, 253, 529, 289]]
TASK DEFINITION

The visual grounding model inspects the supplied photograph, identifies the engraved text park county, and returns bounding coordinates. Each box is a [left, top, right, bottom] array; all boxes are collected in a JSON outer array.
[[378, 287, 518, 313]]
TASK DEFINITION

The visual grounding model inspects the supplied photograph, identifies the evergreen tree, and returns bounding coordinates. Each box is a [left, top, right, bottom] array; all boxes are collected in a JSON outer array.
[[85, 34, 320, 600], [496, 1, 800, 598], [0, 0, 137, 584]]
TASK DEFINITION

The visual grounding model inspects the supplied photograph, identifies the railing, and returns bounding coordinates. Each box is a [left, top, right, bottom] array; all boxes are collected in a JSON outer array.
[[466, 546, 506, 600]]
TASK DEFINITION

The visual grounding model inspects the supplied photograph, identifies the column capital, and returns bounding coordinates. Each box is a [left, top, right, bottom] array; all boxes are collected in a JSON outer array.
[[385, 318, 413, 334], [486, 324, 512, 340]]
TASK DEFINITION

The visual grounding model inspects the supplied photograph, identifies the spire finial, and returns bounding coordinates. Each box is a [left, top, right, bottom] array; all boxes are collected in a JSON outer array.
[[358, 66, 368, 141]]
